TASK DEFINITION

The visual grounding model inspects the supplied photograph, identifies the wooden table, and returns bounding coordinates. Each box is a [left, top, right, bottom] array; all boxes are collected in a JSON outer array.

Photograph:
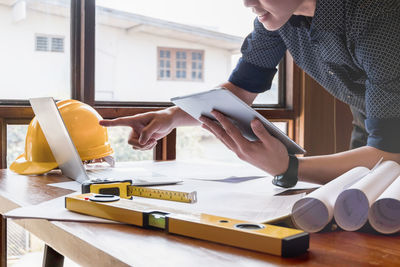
[[1, 167, 399, 267]]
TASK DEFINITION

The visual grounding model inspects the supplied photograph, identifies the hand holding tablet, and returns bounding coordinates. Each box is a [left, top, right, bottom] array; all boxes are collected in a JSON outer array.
[[171, 88, 305, 155]]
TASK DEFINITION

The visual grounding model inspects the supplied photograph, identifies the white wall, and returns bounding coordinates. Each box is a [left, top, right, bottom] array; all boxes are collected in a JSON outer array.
[[0, 4, 71, 100]]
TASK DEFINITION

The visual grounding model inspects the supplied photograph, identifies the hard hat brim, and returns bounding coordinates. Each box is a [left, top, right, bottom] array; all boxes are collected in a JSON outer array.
[[10, 154, 58, 175]]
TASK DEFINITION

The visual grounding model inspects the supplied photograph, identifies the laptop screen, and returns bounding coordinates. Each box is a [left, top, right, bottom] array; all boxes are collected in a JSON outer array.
[[29, 97, 89, 183]]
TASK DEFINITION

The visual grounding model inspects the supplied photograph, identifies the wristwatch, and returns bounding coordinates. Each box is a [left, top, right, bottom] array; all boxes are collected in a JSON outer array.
[[272, 155, 299, 188]]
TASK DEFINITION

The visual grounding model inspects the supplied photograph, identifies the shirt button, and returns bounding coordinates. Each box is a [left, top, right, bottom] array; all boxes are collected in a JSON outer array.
[[328, 71, 334, 75], [347, 95, 352, 99]]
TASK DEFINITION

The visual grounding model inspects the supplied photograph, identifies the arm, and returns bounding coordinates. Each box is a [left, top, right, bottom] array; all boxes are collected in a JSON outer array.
[[98, 81, 255, 150], [201, 7, 400, 185], [298, 147, 400, 184]]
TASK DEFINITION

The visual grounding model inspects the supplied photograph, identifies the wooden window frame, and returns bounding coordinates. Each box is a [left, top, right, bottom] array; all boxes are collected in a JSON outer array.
[[157, 47, 204, 82], [0, 0, 304, 169]]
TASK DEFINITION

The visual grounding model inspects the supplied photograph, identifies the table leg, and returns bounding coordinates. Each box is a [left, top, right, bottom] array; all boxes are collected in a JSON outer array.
[[42, 245, 64, 267], [0, 216, 6, 267]]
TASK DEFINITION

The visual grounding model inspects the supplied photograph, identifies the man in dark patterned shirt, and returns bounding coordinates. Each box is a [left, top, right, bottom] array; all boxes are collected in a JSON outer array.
[[101, 0, 400, 185]]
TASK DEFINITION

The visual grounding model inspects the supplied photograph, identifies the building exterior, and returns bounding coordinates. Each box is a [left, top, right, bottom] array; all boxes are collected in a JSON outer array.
[[0, 0, 244, 102]]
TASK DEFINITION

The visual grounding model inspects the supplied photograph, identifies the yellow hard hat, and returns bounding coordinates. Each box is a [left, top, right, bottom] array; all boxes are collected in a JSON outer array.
[[10, 99, 113, 175]]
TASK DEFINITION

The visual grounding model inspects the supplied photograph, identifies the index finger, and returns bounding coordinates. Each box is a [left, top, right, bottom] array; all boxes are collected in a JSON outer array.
[[99, 117, 136, 127]]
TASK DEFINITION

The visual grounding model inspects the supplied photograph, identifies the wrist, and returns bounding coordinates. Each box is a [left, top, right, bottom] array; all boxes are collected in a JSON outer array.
[[167, 106, 200, 128]]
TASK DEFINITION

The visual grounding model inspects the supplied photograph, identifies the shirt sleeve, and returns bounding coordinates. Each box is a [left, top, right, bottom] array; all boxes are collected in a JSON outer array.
[[354, 6, 400, 152], [229, 18, 287, 93]]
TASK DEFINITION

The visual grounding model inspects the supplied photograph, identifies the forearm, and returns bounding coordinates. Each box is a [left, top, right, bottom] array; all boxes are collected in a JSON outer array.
[[298, 146, 400, 184], [219, 81, 258, 105]]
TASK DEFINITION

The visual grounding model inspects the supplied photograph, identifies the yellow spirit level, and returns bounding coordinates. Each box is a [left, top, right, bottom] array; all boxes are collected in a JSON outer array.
[[65, 193, 309, 257], [81, 179, 197, 203]]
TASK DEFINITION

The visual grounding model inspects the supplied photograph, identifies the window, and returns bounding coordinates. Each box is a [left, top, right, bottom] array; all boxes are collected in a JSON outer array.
[[35, 36, 48, 51], [176, 122, 288, 162], [1, 2, 302, 263], [35, 35, 65, 53], [159, 49, 171, 79], [2, 0, 297, 165], [51, 37, 64, 52], [158, 48, 204, 82], [191, 51, 203, 80]]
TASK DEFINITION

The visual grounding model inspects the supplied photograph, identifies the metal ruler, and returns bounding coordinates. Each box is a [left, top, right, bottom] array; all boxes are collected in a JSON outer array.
[[81, 179, 196, 203]]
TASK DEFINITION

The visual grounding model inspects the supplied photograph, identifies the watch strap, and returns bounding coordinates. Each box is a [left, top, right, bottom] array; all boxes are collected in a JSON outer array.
[[272, 155, 299, 188]]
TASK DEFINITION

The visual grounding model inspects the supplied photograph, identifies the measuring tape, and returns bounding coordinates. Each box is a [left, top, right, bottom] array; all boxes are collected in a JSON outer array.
[[81, 179, 197, 203], [65, 193, 309, 257]]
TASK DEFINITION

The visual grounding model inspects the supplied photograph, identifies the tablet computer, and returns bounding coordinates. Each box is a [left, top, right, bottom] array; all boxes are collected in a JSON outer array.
[[171, 88, 305, 155]]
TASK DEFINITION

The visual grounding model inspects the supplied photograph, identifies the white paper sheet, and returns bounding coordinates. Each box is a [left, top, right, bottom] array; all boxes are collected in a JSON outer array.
[[126, 179, 306, 223], [334, 161, 400, 231], [47, 160, 270, 191], [135, 160, 269, 180], [8, 178, 307, 224], [17, 160, 319, 224], [368, 176, 400, 234], [291, 166, 370, 233], [5, 194, 119, 224]]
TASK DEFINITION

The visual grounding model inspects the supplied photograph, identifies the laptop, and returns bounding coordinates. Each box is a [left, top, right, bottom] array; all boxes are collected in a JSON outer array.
[[29, 97, 182, 185]]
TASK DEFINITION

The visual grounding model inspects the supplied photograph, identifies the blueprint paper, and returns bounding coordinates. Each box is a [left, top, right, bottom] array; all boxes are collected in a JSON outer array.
[[334, 161, 400, 231], [291, 166, 370, 233], [368, 176, 400, 234]]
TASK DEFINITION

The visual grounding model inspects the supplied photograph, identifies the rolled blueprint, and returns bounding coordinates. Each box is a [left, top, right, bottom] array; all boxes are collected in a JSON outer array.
[[368, 176, 400, 234], [334, 161, 400, 231], [291, 166, 370, 233]]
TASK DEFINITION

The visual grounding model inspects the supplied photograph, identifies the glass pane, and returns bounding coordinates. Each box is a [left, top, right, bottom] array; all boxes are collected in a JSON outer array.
[[7, 125, 28, 167], [253, 71, 279, 105], [0, 1, 71, 100], [6, 125, 152, 167], [95, 0, 267, 102], [35, 36, 48, 51], [107, 127, 153, 162], [51, 37, 64, 52], [176, 122, 288, 163]]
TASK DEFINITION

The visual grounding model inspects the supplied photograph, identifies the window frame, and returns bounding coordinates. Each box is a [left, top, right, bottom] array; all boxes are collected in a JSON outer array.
[[0, 0, 301, 168]]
